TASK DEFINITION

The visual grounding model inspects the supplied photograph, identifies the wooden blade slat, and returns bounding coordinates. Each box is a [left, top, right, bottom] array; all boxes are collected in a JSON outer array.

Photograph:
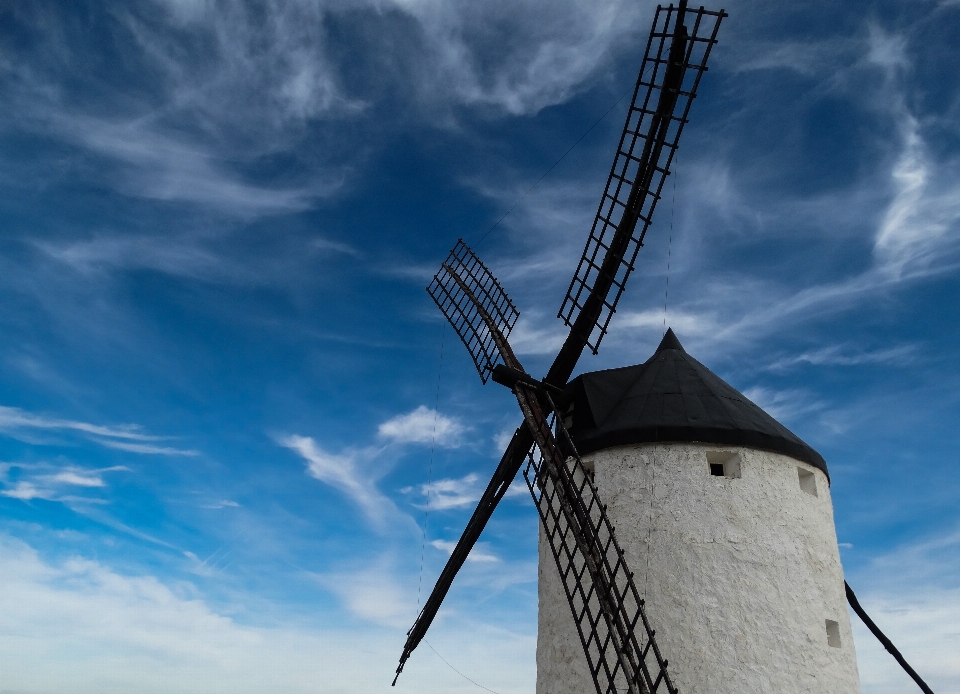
[[555, 2, 726, 365]]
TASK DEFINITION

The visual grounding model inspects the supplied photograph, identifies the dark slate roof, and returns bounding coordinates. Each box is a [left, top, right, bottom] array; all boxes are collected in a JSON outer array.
[[564, 329, 828, 476]]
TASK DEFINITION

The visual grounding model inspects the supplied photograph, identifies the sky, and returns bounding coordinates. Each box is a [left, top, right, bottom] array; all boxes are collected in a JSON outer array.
[[0, 0, 958, 692]]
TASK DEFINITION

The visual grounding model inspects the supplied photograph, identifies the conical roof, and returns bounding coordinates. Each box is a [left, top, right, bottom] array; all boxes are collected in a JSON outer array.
[[564, 329, 827, 475]]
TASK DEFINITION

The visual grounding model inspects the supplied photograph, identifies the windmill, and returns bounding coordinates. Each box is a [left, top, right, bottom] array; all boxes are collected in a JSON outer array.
[[388, 0, 945, 690], [393, 3, 726, 693]]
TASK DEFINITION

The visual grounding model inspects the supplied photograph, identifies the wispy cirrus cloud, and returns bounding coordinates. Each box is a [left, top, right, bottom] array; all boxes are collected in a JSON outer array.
[[280, 407, 468, 526], [455, 19, 960, 375], [47, 471, 107, 487], [742, 386, 827, 425], [401, 467, 527, 510], [3, 0, 656, 225], [402, 473, 482, 511], [0, 406, 160, 441], [872, 114, 960, 281], [199, 500, 240, 510], [507, 316, 567, 357], [94, 440, 199, 456], [47, 115, 331, 217], [0, 406, 198, 456], [0, 464, 130, 502], [615, 309, 717, 341], [278, 434, 395, 527], [34, 232, 361, 290], [0, 482, 53, 501], [766, 344, 917, 371], [599, 104, 960, 364]]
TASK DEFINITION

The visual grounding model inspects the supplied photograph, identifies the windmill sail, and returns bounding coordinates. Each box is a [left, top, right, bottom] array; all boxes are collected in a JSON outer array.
[[394, 423, 533, 680], [427, 239, 520, 383], [397, 2, 725, 686], [551, 1, 725, 380], [521, 395, 677, 694], [397, 244, 678, 694], [397, 242, 529, 680]]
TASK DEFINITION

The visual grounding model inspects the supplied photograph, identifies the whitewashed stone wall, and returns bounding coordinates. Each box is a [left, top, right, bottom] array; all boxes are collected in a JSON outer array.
[[536, 442, 861, 694]]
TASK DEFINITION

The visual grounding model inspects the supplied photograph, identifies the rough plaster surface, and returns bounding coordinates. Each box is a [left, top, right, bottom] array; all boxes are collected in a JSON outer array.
[[536, 443, 861, 694]]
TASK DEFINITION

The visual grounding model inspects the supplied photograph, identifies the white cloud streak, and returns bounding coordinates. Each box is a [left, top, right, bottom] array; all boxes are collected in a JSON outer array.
[[0, 405, 198, 456], [610, 98, 960, 362], [741, 386, 827, 425], [35, 232, 361, 288], [873, 114, 960, 281], [377, 406, 465, 448], [200, 500, 240, 510], [95, 439, 199, 456], [405, 473, 482, 511], [278, 434, 394, 527], [766, 344, 917, 371], [0, 481, 52, 501], [507, 316, 567, 357], [616, 309, 717, 341], [0, 405, 161, 441], [431, 539, 499, 563], [279, 407, 472, 527], [0, 464, 131, 502], [51, 116, 328, 216], [48, 471, 106, 487]]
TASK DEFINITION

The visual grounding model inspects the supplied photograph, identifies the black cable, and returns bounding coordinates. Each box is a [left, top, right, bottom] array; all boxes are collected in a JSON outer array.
[[845, 581, 935, 694], [663, 151, 677, 337], [415, 325, 446, 612], [424, 639, 503, 694], [474, 87, 633, 248]]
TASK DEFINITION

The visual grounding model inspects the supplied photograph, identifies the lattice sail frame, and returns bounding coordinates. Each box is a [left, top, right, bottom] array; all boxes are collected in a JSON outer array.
[[522, 393, 677, 694], [559, 3, 725, 354], [427, 239, 520, 383], [417, 243, 678, 694]]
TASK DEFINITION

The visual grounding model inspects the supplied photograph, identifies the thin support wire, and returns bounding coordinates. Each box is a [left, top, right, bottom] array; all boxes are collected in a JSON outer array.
[[474, 87, 634, 248], [663, 152, 677, 337], [643, 463, 656, 603], [424, 639, 503, 694], [416, 325, 446, 611]]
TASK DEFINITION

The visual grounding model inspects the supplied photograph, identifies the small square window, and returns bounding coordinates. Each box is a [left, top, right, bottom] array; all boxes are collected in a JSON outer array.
[[826, 620, 841, 648], [798, 468, 818, 496], [706, 451, 741, 478]]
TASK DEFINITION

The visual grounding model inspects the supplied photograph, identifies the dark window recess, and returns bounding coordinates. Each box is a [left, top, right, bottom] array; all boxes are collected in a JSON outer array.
[[826, 620, 841, 648], [707, 451, 742, 478], [798, 467, 818, 497]]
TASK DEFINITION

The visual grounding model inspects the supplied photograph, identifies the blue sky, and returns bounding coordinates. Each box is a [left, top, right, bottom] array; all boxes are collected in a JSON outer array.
[[0, 0, 958, 692]]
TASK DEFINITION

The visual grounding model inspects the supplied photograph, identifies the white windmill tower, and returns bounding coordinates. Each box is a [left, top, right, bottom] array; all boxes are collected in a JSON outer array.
[[538, 327, 861, 693]]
